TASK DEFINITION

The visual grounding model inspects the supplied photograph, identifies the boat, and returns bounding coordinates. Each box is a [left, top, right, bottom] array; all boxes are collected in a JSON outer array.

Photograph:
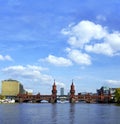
[[0, 99, 15, 103]]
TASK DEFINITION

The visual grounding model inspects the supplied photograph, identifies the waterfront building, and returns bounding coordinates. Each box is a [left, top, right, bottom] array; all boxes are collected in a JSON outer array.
[[97, 86, 116, 103], [60, 87, 64, 96], [97, 86, 116, 95], [1, 79, 25, 97], [109, 88, 116, 102], [97, 86, 110, 95]]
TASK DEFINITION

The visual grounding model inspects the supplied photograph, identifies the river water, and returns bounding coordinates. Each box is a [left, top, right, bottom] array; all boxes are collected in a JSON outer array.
[[0, 103, 120, 124]]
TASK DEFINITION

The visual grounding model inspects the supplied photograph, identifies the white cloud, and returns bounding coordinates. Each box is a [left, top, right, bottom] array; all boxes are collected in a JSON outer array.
[[62, 20, 120, 56], [2, 65, 49, 81], [66, 48, 91, 65], [5, 55, 13, 61], [45, 54, 72, 66], [62, 20, 107, 48], [106, 80, 120, 85], [85, 43, 114, 56], [56, 81, 65, 88], [85, 32, 120, 56], [0, 55, 13, 61], [2, 65, 65, 87], [105, 32, 120, 52], [25, 65, 48, 71], [40, 20, 120, 68]]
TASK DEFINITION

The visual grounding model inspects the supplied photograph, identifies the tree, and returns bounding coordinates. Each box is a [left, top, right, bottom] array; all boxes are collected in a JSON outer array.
[[114, 88, 120, 103], [0, 95, 5, 100]]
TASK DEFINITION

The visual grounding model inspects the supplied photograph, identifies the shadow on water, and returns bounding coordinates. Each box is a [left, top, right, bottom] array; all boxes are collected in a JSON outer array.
[[115, 103, 120, 106]]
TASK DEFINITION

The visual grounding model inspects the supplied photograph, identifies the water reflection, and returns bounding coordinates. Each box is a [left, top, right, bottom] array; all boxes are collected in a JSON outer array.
[[51, 104, 57, 124], [1, 103, 120, 124], [69, 104, 75, 124]]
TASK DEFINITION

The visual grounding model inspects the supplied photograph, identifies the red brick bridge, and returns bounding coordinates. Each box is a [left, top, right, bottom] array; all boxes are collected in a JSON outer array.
[[16, 81, 57, 103], [16, 81, 112, 103], [69, 82, 112, 103]]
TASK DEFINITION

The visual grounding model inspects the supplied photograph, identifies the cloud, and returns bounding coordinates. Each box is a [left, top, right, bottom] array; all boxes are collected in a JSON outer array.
[[85, 43, 114, 56], [0, 55, 13, 61], [41, 20, 120, 67], [45, 54, 72, 66], [2, 65, 65, 87], [2, 65, 49, 81], [43, 51, 91, 66], [55, 81, 65, 88], [105, 32, 120, 52], [106, 80, 120, 86], [85, 32, 120, 56], [61, 20, 107, 48], [66, 48, 91, 65], [62, 20, 120, 56]]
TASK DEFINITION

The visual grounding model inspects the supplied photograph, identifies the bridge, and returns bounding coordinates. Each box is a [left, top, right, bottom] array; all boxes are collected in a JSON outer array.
[[16, 81, 57, 103], [75, 93, 112, 103], [15, 81, 113, 103], [69, 82, 112, 103], [16, 94, 57, 103]]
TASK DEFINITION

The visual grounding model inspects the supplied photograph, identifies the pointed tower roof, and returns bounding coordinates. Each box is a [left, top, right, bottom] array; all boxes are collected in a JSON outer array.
[[71, 79, 74, 85], [53, 79, 56, 85]]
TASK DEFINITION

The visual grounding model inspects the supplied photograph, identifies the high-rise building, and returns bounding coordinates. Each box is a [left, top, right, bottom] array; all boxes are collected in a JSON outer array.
[[60, 87, 64, 96], [97, 86, 110, 95], [1, 79, 25, 97]]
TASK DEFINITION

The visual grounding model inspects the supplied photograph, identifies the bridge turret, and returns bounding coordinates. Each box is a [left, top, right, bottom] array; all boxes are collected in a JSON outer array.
[[52, 80, 57, 95], [70, 81, 75, 95], [69, 80, 76, 103], [51, 80, 57, 103]]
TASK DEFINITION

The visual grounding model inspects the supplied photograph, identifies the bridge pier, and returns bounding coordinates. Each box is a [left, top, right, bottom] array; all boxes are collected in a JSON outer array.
[[16, 98, 23, 103], [50, 97, 57, 103], [69, 97, 76, 103]]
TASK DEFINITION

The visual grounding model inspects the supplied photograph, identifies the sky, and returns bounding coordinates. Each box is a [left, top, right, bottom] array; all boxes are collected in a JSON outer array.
[[0, 0, 120, 95]]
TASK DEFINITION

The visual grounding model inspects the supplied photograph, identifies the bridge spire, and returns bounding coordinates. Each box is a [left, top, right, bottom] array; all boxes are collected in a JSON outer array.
[[51, 80, 57, 103], [54, 79, 55, 85], [72, 79, 73, 85], [70, 80, 76, 103]]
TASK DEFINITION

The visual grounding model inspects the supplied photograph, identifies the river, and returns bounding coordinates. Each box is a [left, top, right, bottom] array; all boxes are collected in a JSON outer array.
[[0, 103, 120, 124]]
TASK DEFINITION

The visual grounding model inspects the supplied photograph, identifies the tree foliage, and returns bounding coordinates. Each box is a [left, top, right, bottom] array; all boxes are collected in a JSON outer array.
[[0, 95, 5, 99], [114, 88, 120, 103]]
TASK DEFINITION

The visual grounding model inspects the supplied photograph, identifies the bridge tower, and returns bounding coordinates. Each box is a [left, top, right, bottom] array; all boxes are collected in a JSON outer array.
[[69, 81, 76, 103], [50, 80, 57, 103]]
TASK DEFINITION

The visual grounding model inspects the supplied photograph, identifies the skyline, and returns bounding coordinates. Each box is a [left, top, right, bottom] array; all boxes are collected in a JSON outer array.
[[0, 0, 120, 95]]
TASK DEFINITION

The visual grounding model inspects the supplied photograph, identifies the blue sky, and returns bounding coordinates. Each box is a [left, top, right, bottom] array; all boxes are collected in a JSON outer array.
[[0, 0, 120, 95]]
